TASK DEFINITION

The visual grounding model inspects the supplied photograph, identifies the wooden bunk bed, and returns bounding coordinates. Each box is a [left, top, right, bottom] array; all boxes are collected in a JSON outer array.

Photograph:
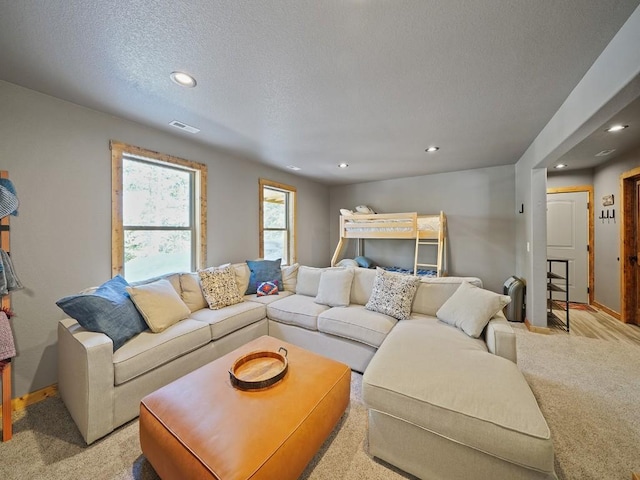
[[331, 211, 447, 277]]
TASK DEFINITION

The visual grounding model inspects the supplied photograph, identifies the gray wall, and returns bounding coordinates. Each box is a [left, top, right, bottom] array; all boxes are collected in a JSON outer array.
[[547, 168, 594, 189], [515, 6, 640, 326], [329, 165, 516, 293], [0, 80, 330, 397], [592, 146, 640, 312]]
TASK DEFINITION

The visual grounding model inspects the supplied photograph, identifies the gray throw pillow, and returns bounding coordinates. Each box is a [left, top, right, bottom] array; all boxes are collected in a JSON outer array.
[[365, 268, 420, 320], [436, 281, 511, 338]]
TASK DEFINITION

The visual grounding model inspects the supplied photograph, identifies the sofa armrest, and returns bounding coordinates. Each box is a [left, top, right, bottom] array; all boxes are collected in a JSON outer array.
[[484, 312, 517, 363], [57, 318, 115, 444]]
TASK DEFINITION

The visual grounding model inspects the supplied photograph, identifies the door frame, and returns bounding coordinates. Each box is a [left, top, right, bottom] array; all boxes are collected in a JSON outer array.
[[547, 185, 594, 304], [620, 166, 640, 325]]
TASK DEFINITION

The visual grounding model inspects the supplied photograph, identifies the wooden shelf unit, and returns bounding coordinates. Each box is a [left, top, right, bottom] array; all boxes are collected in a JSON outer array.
[[547, 258, 569, 332], [1, 169, 12, 442]]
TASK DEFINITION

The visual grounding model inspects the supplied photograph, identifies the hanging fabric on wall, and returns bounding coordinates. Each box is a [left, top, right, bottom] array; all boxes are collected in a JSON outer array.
[[0, 311, 15, 361], [0, 178, 18, 218], [0, 249, 22, 296]]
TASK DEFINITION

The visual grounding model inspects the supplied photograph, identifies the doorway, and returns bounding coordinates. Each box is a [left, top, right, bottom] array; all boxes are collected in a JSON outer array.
[[547, 186, 594, 304], [620, 167, 640, 325]]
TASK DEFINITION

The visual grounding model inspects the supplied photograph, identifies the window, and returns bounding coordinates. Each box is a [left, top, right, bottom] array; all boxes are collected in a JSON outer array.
[[259, 179, 296, 265], [111, 141, 207, 282]]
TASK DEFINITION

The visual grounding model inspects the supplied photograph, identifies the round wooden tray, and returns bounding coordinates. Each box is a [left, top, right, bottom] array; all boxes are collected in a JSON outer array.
[[229, 347, 288, 391]]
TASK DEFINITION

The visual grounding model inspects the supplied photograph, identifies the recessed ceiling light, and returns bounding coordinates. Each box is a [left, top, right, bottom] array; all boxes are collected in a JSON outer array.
[[338, 163, 349, 168], [286, 165, 301, 171], [554, 163, 567, 169], [170, 71, 197, 88], [605, 124, 628, 132], [425, 146, 440, 153]]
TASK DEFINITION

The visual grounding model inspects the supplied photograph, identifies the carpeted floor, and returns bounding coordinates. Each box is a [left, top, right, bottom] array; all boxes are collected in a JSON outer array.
[[1, 325, 639, 479]]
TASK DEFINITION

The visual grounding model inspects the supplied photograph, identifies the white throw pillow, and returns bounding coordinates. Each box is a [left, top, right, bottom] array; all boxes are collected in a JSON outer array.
[[179, 273, 208, 312], [198, 265, 244, 310], [126, 279, 191, 333], [315, 268, 355, 307], [365, 268, 420, 320], [436, 281, 511, 338]]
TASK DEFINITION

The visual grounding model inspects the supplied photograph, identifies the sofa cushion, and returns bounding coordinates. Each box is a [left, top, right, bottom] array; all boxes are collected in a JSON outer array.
[[349, 267, 377, 306], [266, 294, 329, 330], [127, 279, 191, 333], [295, 266, 326, 296], [199, 265, 244, 310], [56, 275, 148, 351], [315, 268, 354, 307], [318, 305, 397, 348], [244, 290, 293, 305], [113, 318, 211, 385], [245, 259, 282, 295], [281, 263, 299, 292], [411, 276, 483, 316], [189, 301, 266, 340], [365, 268, 420, 320], [363, 318, 554, 473], [437, 281, 511, 338], [231, 262, 251, 295], [179, 273, 208, 312]]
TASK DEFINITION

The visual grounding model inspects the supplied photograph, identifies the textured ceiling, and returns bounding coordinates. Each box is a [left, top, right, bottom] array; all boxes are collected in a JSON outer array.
[[0, 1, 639, 185]]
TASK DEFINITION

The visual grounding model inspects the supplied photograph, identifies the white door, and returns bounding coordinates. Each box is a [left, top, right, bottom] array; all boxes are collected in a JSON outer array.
[[547, 191, 589, 303]]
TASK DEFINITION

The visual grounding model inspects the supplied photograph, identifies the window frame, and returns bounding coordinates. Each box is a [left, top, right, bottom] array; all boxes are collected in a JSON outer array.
[[259, 178, 297, 265], [111, 141, 207, 278]]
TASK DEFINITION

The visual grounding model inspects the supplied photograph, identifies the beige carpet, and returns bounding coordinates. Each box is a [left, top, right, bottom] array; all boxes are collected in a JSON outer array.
[[1, 325, 639, 479]]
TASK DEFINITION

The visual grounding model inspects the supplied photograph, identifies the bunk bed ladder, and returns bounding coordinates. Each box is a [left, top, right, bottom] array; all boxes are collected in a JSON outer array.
[[413, 211, 446, 277]]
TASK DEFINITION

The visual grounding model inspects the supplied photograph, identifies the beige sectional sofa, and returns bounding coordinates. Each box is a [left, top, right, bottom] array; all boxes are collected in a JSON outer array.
[[57, 264, 555, 479]]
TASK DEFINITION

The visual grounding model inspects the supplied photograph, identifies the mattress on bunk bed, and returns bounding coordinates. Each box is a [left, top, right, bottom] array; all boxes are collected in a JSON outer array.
[[343, 215, 440, 234]]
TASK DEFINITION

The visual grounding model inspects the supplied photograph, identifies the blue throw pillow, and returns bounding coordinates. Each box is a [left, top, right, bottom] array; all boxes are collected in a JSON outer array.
[[245, 259, 282, 294], [56, 275, 148, 351]]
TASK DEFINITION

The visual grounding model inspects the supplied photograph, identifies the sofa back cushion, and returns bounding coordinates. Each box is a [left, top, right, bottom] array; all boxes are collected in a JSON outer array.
[[349, 268, 377, 305], [295, 266, 326, 296], [179, 273, 208, 312], [411, 277, 483, 316], [314, 268, 355, 307]]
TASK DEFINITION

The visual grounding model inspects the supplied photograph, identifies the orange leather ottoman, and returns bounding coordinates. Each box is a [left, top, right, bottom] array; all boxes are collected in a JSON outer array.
[[140, 335, 351, 480]]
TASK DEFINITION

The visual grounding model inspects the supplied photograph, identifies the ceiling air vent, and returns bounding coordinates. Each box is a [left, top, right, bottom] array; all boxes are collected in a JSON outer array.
[[169, 120, 200, 134]]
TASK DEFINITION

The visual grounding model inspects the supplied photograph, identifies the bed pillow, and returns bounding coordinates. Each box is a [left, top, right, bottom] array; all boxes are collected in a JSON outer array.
[[257, 281, 279, 297], [126, 279, 191, 333], [365, 268, 420, 320], [315, 268, 355, 307], [56, 275, 147, 351], [245, 259, 283, 295], [199, 265, 244, 310], [354, 256, 376, 268], [436, 281, 511, 338]]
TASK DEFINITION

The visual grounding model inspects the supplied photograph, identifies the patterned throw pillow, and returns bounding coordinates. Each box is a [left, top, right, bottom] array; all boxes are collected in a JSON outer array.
[[256, 281, 279, 297], [198, 265, 244, 310], [365, 268, 421, 320]]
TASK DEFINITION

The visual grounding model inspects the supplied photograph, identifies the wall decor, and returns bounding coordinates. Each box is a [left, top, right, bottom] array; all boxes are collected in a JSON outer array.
[[602, 194, 614, 206]]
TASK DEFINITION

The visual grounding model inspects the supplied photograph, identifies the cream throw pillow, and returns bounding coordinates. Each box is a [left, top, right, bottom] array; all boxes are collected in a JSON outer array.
[[314, 268, 354, 307], [281, 263, 299, 292], [126, 279, 191, 333], [198, 265, 244, 310], [436, 281, 511, 338]]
